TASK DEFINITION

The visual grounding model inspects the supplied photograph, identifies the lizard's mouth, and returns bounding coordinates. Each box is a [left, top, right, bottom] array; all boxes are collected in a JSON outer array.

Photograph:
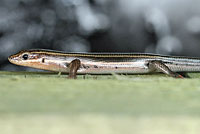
[[8, 55, 15, 63], [8, 54, 20, 65]]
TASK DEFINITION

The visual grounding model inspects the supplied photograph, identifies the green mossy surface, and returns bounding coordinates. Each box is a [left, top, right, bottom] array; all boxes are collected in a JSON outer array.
[[1, 71, 200, 134]]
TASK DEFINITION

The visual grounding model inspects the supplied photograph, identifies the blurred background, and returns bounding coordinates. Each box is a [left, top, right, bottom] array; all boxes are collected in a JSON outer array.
[[1, 0, 200, 71]]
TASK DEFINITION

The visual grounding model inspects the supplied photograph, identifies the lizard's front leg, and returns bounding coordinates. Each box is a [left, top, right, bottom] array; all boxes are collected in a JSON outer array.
[[68, 59, 81, 79]]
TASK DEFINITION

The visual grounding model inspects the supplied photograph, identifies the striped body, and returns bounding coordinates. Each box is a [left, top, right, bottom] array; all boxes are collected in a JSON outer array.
[[8, 49, 200, 74]]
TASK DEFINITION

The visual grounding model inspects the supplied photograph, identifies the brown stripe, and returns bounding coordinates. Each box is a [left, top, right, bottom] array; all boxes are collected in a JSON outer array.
[[22, 49, 200, 60]]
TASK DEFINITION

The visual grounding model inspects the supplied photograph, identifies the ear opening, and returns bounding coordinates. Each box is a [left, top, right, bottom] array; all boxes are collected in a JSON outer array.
[[42, 58, 45, 63]]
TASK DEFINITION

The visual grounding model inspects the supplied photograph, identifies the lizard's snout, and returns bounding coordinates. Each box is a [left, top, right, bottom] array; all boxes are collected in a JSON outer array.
[[8, 55, 13, 62], [8, 54, 18, 64]]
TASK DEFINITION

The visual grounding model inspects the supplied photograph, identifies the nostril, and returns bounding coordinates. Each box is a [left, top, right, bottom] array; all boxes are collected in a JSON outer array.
[[8, 56, 11, 60], [8, 55, 13, 59], [8, 55, 15, 62]]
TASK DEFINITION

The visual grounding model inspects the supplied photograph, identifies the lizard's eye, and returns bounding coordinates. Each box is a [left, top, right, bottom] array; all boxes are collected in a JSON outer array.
[[22, 54, 29, 60]]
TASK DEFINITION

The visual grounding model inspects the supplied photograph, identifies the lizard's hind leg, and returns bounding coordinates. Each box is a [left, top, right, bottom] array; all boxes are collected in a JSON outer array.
[[148, 60, 184, 78]]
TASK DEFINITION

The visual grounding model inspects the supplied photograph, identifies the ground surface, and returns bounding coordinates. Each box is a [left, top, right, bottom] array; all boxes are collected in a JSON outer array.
[[1, 71, 200, 134]]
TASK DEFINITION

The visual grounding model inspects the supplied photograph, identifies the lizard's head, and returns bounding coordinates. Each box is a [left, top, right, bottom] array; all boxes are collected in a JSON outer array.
[[8, 50, 43, 67], [8, 49, 69, 72]]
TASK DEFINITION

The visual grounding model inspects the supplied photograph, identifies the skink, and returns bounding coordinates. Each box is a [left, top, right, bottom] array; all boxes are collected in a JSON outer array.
[[8, 49, 200, 78]]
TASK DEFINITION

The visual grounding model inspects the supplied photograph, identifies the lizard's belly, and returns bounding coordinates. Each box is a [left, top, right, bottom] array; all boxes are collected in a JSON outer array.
[[77, 61, 151, 74]]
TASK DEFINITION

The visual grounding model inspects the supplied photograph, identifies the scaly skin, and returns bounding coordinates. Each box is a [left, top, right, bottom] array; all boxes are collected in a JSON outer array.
[[8, 49, 200, 78]]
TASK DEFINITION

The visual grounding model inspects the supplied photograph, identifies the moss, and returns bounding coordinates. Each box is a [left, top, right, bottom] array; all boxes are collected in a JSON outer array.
[[1, 71, 200, 133], [0, 71, 200, 115]]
